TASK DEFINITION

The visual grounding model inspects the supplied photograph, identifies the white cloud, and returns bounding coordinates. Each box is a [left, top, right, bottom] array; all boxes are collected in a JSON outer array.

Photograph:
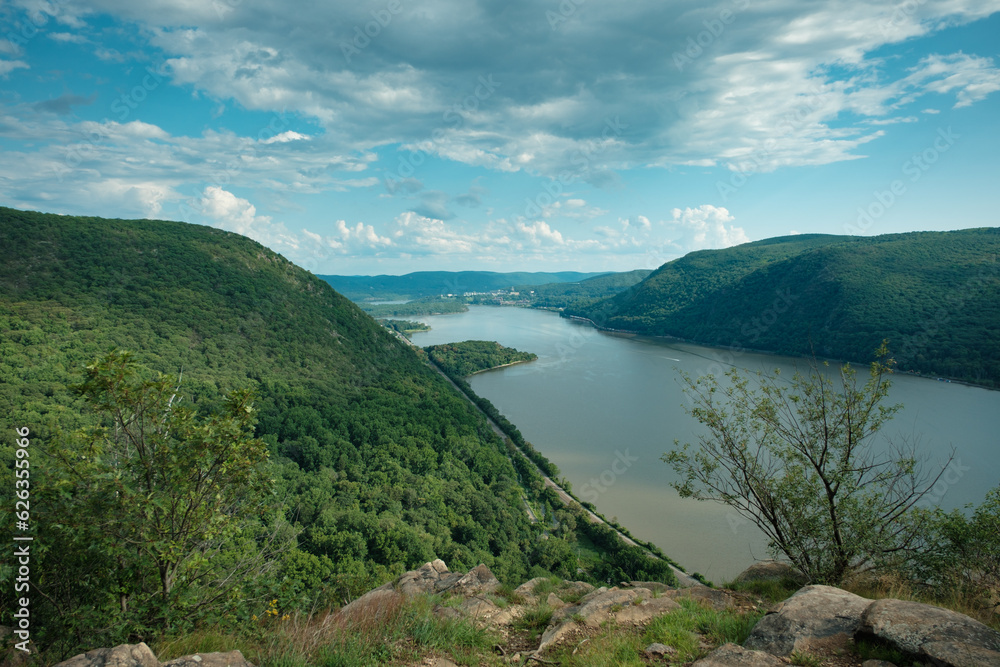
[[516, 220, 564, 246], [0, 60, 29, 78], [668, 205, 749, 251]]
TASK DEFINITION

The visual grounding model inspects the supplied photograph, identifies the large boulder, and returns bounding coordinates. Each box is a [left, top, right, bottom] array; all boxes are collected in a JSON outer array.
[[859, 598, 1000, 667], [339, 560, 499, 623], [743, 585, 870, 656], [732, 561, 807, 587], [54, 644, 159, 667]]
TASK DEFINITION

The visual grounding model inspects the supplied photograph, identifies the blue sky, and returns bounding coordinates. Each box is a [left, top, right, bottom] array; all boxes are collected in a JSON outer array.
[[1, 0, 998, 275]]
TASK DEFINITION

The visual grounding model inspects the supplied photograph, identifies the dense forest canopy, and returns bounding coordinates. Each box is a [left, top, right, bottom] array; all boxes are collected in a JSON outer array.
[[0, 207, 645, 656], [425, 340, 538, 376], [569, 230, 1000, 387]]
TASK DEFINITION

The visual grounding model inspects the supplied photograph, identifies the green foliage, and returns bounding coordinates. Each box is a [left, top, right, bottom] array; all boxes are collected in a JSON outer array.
[[0, 207, 551, 656], [665, 344, 944, 584], [570, 229, 1000, 387], [425, 340, 537, 377], [903, 488, 1000, 607], [361, 297, 468, 318], [641, 597, 765, 663], [789, 650, 823, 666], [513, 603, 554, 639]]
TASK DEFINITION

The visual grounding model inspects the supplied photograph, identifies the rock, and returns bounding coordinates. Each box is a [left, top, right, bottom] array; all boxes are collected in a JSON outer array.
[[440, 563, 499, 597], [340, 560, 500, 623], [398, 560, 453, 596], [513, 577, 550, 602], [614, 596, 682, 624], [732, 560, 808, 587], [743, 585, 871, 657], [54, 643, 160, 667], [859, 598, 1000, 666], [161, 652, 255, 667], [630, 581, 675, 595], [337, 583, 403, 622], [691, 643, 784, 666], [537, 586, 679, 653], [644, 642, 676, 657], [545, 593, 565, 609], [860, 661, 898, 667]]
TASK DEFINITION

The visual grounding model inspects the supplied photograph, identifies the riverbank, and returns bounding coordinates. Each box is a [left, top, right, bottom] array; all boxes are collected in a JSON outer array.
[[562, 313, 997, 391]]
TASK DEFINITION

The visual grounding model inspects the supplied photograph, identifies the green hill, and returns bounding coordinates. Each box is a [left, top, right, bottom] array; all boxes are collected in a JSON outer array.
[[0, 207, 625, 656], [568, 230, 1000, 386]]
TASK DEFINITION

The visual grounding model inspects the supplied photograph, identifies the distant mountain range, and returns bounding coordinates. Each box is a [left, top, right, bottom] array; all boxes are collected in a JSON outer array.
[[568, 229, 1000, 387], [317, 270, 609, 300]]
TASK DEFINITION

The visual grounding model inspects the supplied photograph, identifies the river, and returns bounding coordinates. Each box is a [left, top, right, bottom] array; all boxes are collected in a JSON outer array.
[[408, 306, 999, 582]]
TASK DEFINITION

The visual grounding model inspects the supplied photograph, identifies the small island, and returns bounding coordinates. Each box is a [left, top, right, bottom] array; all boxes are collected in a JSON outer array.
[[380, 319, 431, 337], [425, 340, 538, 376]]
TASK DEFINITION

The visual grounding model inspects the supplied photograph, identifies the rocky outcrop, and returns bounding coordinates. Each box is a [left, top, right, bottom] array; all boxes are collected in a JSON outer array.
[[536, 585, 682, 653], [859, 598, 1000, 667], [743, 584, 871, 656], [51, 561, 1000, 667], [54, 644, 160, 667], [53, 646, 253, 667]]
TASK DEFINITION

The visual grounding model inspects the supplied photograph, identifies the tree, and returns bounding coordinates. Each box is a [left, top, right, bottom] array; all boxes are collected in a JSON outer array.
[[664, 343, 949, 584], [50, 350, 285, 628]]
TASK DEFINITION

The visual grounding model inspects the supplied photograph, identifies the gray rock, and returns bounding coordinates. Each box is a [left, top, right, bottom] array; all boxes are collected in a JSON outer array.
[[54, 643, 160, 667], [860, 661, 898, 667], [691, 643, 784, 666], [161, 652, 255, 667], [860, 598, 1000, 666], [630, 581, 675, 595], [537, 586, 678, 653], [337, 583, 403, 621], [614, 596, 682, 624], [743, 585, 871, 657], [439, 563, 498, 596], [513, 576, 551, 602], [732, 560, 807, 586], [644, 642, 675, 657], [545, 593, 566, 609]]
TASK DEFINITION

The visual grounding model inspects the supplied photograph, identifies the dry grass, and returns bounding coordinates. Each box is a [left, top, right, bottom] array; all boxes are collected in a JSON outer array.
[[842, 571, 1000, 630]]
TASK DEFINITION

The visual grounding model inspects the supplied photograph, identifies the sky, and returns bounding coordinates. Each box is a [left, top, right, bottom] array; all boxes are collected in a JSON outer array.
[[1, 0, 999, 275]]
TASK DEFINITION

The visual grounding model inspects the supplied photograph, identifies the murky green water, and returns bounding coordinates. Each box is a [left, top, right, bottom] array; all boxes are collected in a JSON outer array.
[[409, 306, 999, 582]]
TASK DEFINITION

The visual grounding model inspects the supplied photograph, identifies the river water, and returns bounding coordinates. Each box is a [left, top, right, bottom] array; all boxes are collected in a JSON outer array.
[[409, 306, 999, 582]]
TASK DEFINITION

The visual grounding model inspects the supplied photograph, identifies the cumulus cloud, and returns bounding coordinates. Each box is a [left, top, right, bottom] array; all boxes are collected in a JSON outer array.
[[197, 186, 299, 251], [667, 205, 749, 250], [0, 60, 28, 78], [12, 0, 994, 178]]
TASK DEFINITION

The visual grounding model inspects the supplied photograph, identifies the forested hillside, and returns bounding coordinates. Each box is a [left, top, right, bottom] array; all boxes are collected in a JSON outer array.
[[0, 207, 612, 656], [569, 230, 1000, 386], [425, 340, 538, 376]]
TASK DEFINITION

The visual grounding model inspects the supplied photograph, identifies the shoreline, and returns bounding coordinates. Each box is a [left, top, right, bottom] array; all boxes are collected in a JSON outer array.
[[467, 357, 537, 376], [563, 314, 997, 392]]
